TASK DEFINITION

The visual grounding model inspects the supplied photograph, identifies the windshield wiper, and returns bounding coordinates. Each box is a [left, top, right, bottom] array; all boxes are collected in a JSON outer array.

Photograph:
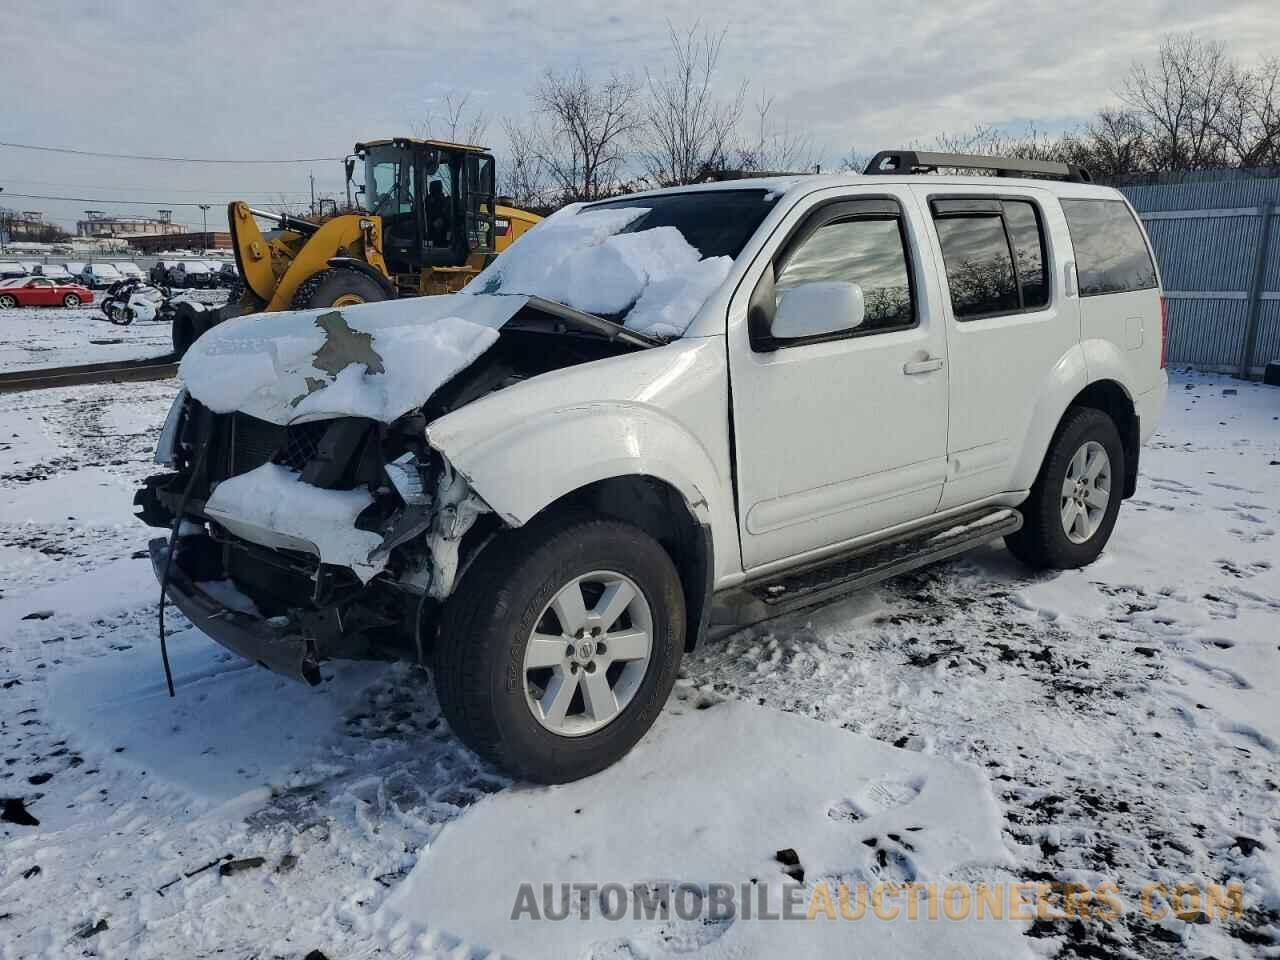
[[517, 295, 663, 349]]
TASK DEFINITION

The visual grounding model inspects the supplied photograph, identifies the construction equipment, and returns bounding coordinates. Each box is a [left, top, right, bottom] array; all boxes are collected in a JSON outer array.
[[170, 137, 541, 355]]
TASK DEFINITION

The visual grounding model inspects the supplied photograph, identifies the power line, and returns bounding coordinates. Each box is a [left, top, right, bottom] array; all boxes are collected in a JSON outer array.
[[0, 140, 343, 164], [2, 176, 322, 197], [0, 191, 323, 208]]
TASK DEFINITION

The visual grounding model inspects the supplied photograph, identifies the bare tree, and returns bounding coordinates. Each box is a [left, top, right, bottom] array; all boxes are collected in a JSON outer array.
[[1215, 56, 1280, 167], [1062, 109, 1152, 177], [736, 94, 818, 174], [639, 23, 745, 186], [414, 90, 490, 146], [528, 67, 642, 202], [1121, 35, 1233, 170], [497, 116, 551, 209]]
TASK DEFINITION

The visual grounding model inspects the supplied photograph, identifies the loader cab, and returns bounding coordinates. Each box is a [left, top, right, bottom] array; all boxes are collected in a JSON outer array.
[[355, 137, 497, 277]]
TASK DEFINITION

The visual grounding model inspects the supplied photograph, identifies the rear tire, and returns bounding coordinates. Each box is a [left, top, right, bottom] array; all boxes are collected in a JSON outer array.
[[434, 514, 685, 783], [63, 293, 81, 307], [290, 267, 389, 310], [0, 294, 16, 309], [1005, 407, 1125, 570], [170, 303, 212, 359]]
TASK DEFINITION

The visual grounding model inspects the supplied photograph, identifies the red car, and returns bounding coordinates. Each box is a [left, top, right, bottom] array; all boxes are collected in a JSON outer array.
[[0, 276, 95, 308]]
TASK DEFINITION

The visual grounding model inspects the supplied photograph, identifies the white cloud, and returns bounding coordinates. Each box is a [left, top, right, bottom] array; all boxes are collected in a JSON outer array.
[[4, 0, 1275, 229]]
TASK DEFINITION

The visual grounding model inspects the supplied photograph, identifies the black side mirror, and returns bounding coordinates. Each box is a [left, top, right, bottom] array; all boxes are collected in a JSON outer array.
[[344, 157, 356, 183]]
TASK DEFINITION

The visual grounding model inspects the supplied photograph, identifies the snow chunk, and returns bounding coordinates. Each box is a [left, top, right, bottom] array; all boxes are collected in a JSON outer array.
[[204, 463, 385, 581], [624, 254, 733, 337], [179, 295, 514, 426], [464, 204, 727, 336]]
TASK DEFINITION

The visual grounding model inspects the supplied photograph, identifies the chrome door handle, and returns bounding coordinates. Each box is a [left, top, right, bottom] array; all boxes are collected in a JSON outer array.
[[903, 358, 944, 375]]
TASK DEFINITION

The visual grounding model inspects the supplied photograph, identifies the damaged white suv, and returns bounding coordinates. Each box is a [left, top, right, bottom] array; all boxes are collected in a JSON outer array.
[[139, 151, 1167, 783]]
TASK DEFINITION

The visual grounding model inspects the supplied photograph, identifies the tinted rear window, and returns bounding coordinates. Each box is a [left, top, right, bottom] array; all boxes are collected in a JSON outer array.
[[933, 214, 1020, 319], [589, 190, 778, 260], [1060, 199, 1157, 296]]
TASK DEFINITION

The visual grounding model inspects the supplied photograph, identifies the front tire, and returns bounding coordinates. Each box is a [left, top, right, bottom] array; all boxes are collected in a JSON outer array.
[[434, 515, 685, 783], [290, 267, 389, 310], [63, 293, 81, 307], [0, 294, 16, 309], [1005, 407, 1124, 570]]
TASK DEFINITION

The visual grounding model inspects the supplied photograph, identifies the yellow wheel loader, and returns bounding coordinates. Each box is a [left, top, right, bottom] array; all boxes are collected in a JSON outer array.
[[171, 137, 541, 356]]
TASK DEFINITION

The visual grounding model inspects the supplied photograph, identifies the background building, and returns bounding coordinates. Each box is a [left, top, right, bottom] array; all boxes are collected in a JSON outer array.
[[76, 209, 184, 240]]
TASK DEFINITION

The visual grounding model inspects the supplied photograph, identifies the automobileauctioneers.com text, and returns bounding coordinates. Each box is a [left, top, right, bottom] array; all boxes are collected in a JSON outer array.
[[510, 879, 1246, 924]]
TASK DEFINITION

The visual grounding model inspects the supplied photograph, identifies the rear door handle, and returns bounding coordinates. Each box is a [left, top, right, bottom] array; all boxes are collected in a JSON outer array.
[[903, 358, 944, 375]]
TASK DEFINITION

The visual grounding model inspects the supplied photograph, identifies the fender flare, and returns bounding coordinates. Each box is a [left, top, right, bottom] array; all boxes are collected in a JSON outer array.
[[427, 400, 731, 569]]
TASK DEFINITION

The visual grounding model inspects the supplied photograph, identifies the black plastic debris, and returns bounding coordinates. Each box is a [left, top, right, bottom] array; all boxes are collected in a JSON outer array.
[[1, 797, 39, 826], [219, 856, 266, 877], [774, 847, 805, 882]]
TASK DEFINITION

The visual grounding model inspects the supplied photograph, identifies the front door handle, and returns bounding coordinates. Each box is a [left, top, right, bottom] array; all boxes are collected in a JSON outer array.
[[903, 357, 944, 375]]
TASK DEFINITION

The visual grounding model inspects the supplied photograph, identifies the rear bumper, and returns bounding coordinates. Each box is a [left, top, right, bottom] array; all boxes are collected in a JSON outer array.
[[149, 537, 322, 685]]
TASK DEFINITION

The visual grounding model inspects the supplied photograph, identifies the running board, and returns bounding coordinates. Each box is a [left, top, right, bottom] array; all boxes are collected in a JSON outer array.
[[711, 507, 1022, 630]]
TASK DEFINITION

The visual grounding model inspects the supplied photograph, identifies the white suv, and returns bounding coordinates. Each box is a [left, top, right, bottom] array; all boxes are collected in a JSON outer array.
[[139, 151, 1166, 782]]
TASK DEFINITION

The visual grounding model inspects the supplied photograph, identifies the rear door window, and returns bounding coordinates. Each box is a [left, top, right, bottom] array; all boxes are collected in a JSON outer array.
[[931, 197, 1050, 320], [1060, 199, 1157, 296]]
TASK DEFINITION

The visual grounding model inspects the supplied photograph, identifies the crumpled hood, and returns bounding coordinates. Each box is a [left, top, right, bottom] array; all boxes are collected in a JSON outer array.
[[178, 294, 527, 426]]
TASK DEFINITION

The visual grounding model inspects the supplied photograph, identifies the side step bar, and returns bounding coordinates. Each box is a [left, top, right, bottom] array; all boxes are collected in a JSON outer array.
[[711, 507, 1022, 631]]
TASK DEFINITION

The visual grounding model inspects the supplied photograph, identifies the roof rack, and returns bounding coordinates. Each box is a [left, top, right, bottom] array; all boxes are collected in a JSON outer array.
[[863, 150, 1092, 183]]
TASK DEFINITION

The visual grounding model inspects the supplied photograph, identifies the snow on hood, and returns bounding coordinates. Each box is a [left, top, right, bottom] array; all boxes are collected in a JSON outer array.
[[462, 204, 732, 338], [178, 295, 519, 426]]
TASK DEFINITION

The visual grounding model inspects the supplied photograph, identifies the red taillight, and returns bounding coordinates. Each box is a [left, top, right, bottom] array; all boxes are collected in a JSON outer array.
[[1159, 296, 1168, 369]]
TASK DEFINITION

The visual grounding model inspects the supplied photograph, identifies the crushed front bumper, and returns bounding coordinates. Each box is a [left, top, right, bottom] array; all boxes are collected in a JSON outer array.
[[149, 537, 323, 685]]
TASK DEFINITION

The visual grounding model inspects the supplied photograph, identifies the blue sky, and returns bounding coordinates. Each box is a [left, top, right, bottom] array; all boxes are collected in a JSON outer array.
[[3, 0, 1276, 231]]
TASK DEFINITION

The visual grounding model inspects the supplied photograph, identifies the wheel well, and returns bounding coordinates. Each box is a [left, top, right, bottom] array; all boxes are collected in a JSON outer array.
[[1068, 380, 1139, 498], [515, 476, 713, 652]]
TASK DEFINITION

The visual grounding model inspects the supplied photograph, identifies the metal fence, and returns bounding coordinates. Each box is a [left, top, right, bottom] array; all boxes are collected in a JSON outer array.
[[1111, 169, 1280, 376]]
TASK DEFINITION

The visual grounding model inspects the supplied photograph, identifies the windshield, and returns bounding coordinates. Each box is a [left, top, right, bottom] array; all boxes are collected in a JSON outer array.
[[464, 189, 778, 339], [588, 189, 778, 260], [364, 144, 416, 217]]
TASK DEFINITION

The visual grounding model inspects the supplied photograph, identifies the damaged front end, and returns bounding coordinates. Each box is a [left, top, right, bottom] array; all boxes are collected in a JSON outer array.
[[136, 397, 491, 685], [137, 297, 647, 685]]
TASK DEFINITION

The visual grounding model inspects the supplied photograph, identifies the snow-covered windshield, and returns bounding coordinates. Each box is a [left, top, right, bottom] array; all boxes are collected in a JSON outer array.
[[463, 189, 778, 339]]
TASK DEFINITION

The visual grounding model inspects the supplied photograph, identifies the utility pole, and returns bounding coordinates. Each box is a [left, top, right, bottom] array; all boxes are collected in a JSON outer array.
[[310, 172, 316, 217], [198, 204, 211, 254]]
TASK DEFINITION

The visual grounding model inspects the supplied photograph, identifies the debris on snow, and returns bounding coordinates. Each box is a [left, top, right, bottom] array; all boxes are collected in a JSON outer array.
[[220, 856, 267, 877], [1, 797, 39, 827]]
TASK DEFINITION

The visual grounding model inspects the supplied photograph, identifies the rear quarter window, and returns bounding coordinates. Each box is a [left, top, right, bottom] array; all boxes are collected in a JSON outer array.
[[1060, 198, 1157, 296]]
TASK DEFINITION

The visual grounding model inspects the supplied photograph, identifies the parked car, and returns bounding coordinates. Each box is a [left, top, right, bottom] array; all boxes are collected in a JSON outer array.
[[0, 262, 29, 280], [139, 152, 1168, 783], [78, 263, 125, 289], [151, 260, 179, 285], [65, 262, 86, 279], [216, 261, 240, 288], [169, 260, 214, 288], [116, 261, 146, 281], [35, 263, 73, 280], [0, 276, 94, 308]]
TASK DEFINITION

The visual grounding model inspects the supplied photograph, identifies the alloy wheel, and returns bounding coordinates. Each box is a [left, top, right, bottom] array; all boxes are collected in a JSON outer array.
[[523, 570, 654, 737], [1060, 440, 1111, 544]]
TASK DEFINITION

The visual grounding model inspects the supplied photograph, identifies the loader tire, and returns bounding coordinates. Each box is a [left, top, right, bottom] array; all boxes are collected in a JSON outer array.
[[290, 267, 389, 311], [170, 302, 212, 359]]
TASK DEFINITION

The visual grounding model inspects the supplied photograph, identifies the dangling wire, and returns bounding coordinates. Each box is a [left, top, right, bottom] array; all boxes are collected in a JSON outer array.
[[158, 438, 209, 698]]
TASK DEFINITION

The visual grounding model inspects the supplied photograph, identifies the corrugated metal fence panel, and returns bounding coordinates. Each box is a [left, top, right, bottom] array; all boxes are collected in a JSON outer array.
[[1141, 215, 1263, 291], [1109, 173, 1279, 372], [1165, 297, 1249, 368], [1263, 215, 1280, 294], [1120, 177, 1280, 213], [1253, 300, 1280, 365]]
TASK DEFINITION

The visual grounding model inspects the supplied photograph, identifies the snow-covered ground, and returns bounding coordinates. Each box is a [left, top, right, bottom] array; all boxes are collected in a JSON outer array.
[[1, 371, 1277, 959], [0, 290, 226, 371]]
